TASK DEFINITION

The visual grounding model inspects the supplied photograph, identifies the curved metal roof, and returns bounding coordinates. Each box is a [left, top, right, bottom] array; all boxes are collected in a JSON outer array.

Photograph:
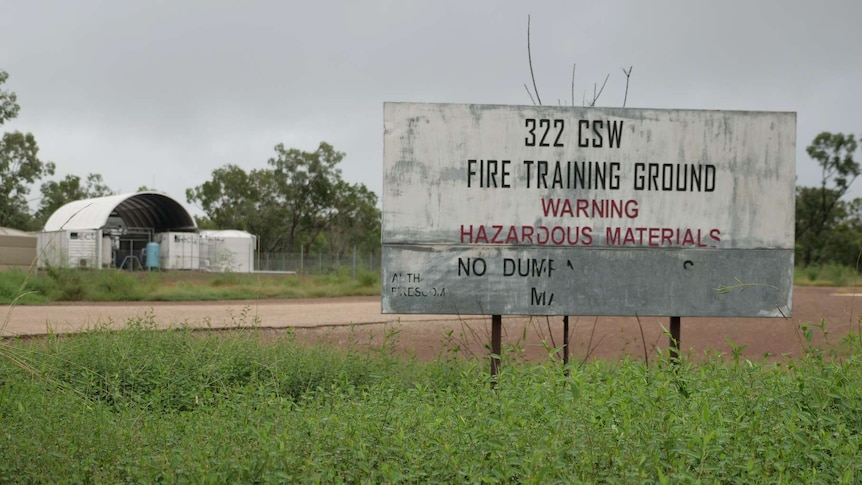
[[43, 192, 197, 232]]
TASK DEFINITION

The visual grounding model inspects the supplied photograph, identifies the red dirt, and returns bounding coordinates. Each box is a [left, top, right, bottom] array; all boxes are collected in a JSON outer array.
[[2, 287, 860, 362]]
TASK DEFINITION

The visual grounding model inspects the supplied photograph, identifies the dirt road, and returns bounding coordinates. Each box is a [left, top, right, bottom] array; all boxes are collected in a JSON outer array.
[[3, 287, 860, 361]]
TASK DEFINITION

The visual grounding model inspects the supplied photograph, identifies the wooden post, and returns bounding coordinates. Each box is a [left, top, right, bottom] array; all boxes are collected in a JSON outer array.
[[491, 314, 502, 387], [669, 316, 681, 362], [563, 315, 570, 376]]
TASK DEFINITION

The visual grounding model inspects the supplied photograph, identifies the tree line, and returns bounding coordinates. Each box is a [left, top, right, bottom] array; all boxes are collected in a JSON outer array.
[[1, 69, 860, 268], [184, 142, 380, 256], [0, 70, 380, 259]]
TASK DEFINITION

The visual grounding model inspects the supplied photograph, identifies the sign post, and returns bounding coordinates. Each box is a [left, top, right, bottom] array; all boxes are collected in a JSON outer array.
[[670, 315, 681, 363], [383, 102, 795, 372]]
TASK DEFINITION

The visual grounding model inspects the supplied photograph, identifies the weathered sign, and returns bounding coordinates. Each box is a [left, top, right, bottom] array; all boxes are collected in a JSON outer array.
[[382, 102, 795, 317]]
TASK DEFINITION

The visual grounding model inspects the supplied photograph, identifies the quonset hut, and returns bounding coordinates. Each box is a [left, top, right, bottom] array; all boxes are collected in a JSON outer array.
[[38, 192, 198, 270]]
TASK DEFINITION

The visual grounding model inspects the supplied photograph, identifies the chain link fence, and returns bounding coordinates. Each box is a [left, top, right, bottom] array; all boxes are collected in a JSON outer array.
[[255, 249, 381, 275]]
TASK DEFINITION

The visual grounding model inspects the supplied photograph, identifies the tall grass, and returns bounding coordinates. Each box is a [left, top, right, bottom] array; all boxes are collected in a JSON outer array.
[[0, 264, 857, 306], [795, 263, 861, 287], [0, 267, 380, 304], [1, 316, 861, 483], [2, 264, 862, 481]]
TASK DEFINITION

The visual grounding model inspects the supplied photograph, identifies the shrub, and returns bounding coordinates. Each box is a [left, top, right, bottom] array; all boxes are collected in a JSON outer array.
[[1, 324, 861, 482]]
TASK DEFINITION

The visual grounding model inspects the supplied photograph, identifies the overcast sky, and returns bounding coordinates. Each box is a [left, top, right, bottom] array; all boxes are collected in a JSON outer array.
[[2, 0, 861, 216]]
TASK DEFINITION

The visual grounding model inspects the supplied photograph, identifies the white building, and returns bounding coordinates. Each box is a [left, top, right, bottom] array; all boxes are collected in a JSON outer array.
[[0, 227, 37, 272], [39, 192, 198, 270], [199, 230, 257, 272]]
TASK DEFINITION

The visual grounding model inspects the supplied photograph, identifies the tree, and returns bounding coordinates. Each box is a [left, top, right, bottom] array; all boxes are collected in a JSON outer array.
[[186, 164, 260, 231], [267, 142, 344, 256], [35, 173, 114, 226], [0, 70, 55, 230], [324, 181, 381, 257], [796, 132, 861, 266], [186, 142, 379, 256], [186, 163, 288, 252]]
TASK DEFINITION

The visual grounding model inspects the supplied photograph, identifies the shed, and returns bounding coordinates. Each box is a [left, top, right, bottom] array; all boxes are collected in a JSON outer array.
[[0, 227, 37, 271], [39, 192, 197, 269], [199, 230, 257, 273]]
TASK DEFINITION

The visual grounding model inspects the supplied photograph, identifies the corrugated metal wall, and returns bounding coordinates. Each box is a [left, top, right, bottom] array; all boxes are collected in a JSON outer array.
[[36, 230, 100, 269], [0, 232, 37, 271]]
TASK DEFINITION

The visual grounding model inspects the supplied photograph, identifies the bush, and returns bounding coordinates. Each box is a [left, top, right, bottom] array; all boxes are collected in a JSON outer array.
[[795, 263, 861, 286], [43, 266, 89, 301], [0, 269, 380, 304], [1, 322, 861, 482]]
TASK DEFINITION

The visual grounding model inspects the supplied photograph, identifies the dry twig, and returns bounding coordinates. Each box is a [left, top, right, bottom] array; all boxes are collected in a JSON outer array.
[[527, 14, 542, 105], [621, 66, 633, 107]]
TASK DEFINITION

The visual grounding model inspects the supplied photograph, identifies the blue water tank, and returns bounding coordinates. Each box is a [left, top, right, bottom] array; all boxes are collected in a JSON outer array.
[[145, 242, 160, 270]]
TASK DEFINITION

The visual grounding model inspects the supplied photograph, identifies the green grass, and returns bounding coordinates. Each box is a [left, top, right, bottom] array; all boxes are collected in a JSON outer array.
[[795, 264, 862, 287], [0, 263, 858, 306], [1, 317, 862, 483], [0, 267, 380, 304], [2, 263, 861, 480]]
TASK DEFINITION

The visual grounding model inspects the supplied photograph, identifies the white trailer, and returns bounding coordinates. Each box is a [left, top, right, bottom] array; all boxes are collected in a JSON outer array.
[[37, 229, 106, 269], [155, 232, 201, 270]]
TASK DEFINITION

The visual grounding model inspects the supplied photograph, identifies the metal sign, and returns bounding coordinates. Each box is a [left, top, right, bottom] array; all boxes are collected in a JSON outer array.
[[382, 102, 795, 317]]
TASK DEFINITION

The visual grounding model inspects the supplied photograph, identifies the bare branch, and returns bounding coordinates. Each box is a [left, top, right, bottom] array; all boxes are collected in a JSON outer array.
[[580, 316, 603, 367], [523, 83, 536, 105], [590, 73, 610, 106], [635, 312, 649, 366], [527, 15, 542, 105], [621, 66, 633, 108], [545, 316, 556, 352], [519, 16, 633, 109]]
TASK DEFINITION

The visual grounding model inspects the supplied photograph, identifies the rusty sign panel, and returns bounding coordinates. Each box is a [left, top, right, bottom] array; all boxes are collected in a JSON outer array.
[[382, 102, 795, 317]]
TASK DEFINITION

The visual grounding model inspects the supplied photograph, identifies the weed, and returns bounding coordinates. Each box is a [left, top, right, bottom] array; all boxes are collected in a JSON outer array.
[[3, 325, 860, 482], [795, 264, 860, 287], [0, 269, 380, 305]]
